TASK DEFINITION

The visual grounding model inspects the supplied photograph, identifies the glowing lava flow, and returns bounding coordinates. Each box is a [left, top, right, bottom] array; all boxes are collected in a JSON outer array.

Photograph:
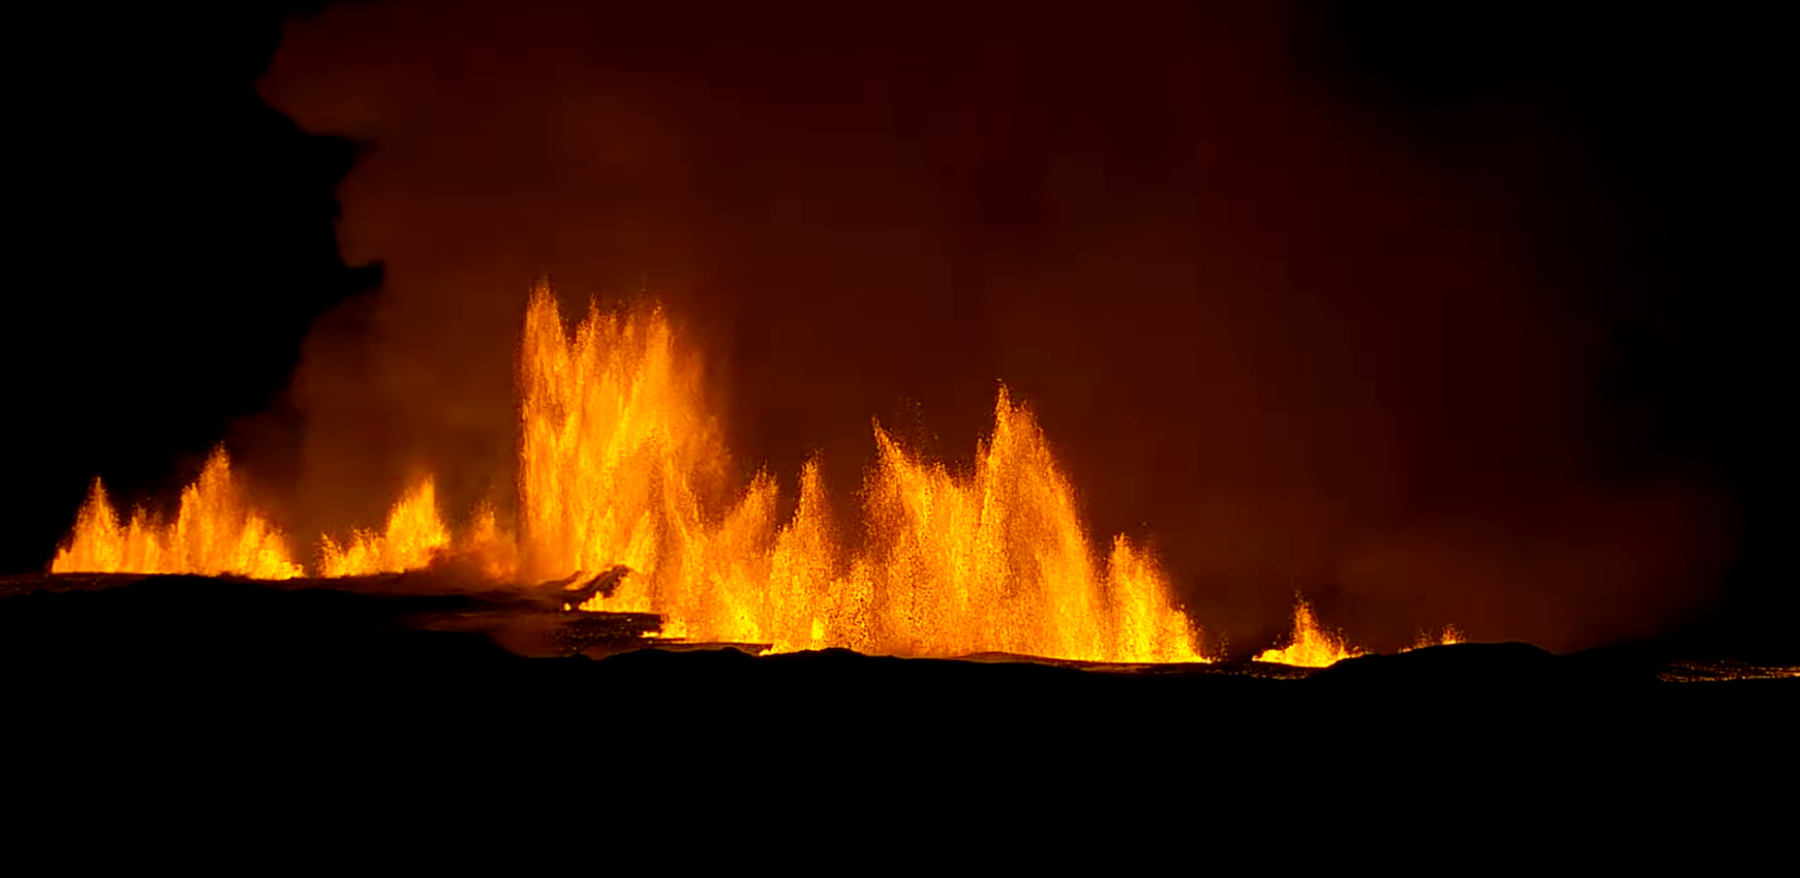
[[1253, 598, 1365, 668], [50, 447, 303, 579], [518, 285, 1203, 662], [318, 477, 453, 576]]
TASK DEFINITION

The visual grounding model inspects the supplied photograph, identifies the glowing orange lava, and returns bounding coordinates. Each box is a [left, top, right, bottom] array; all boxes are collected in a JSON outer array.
[[1253, 597, 1365, 668], [516, 284, 723, 590], [50, 447, 303, 579], [318, 476, 452, 576], [50, 283, 1207, 663], [519, 284, 1204, 662], [1405, 624, 1465, 652]]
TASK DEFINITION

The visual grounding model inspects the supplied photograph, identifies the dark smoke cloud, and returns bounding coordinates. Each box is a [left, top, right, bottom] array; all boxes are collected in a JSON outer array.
[[259, 0, 1731, 655]]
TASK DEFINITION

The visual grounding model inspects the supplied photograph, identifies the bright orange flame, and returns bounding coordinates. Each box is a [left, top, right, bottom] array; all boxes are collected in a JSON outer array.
[[517, 283, 722, 589], [49, 447, 303, 579], [49, 284, 1209, 663], [850, 393, 1202, 662], [522, 284, 1203, 662], [1253, 598, 1364, 667], [318, 476, 452, 576]]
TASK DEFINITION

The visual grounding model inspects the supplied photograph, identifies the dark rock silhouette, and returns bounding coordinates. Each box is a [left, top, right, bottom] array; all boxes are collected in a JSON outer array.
[[2, 573, 1787, 819], [1307, 641, 1654, 691]]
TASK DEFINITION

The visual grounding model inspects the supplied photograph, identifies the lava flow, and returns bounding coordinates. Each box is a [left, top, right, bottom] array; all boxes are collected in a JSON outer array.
[[50, 447, 303, 579]]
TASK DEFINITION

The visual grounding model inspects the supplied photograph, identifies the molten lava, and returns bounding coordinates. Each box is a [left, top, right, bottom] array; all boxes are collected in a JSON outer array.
[[1407, 624, 1465, 652], [50, 283, 1209, 663], [515, 286, 723, 589], [318, 476, 452, 576], [518, 285, 1203, 662], [850, 397, 1201, 662], [1253, 598, 1365, 667], [50, 447, 303, 579]]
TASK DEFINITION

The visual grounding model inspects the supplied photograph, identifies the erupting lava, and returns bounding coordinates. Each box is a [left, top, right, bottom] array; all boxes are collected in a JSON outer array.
[[63, 281, 1531, 665], [50, 448, 303, 579], [517, 286, 1202, 662], [318, 477, 452, 576], [1251, 598, 1464, 667], [1253, 598, 1366, 668], [1408, 625, 1465, 652], [47, 284, 1203, 662]]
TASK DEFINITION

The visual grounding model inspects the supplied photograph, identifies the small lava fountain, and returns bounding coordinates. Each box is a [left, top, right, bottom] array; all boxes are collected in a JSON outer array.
[[51, 448, 303, 580]]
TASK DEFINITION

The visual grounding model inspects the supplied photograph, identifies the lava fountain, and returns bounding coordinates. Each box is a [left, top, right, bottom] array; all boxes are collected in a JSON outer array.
[[48, 282, 1220, 663], [318, 476, 453, 576], [1253, 597, 1366, 668], [42, 280, 1491, 664], [516, 284, 1203, 662], [50, 447, 303, 579]]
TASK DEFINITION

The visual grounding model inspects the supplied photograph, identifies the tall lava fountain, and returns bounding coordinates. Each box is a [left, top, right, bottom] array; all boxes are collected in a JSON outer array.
[[516, 284, 1202, 662]]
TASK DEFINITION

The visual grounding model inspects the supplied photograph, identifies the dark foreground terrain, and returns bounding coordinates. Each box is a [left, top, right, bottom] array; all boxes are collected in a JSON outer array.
[[4, 573, 1791, 823]]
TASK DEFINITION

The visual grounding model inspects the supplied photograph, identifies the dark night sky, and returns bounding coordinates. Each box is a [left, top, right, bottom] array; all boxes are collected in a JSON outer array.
[[2, 1, 1790, 659]]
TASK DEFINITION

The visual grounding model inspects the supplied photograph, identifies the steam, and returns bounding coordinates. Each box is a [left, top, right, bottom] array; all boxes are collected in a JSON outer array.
[[257, 0, 1729, 655]]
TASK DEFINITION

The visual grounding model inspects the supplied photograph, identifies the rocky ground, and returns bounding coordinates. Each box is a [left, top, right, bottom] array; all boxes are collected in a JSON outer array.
[[2, 572, 1789, 825]]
